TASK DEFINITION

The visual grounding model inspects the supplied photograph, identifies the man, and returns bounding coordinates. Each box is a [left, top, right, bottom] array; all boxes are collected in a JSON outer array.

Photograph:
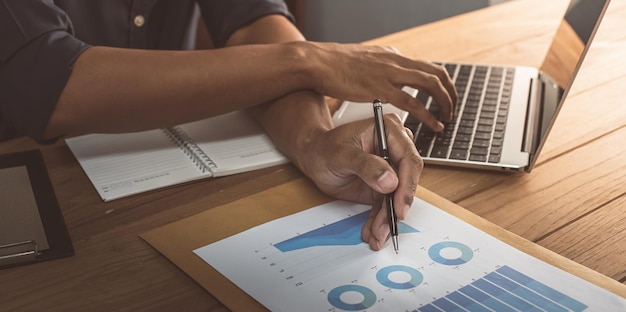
[[1, 0, 457, 250]]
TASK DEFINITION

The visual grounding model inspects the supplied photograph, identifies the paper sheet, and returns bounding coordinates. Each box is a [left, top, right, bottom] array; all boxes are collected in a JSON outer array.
[[194, 197, 626, 312]]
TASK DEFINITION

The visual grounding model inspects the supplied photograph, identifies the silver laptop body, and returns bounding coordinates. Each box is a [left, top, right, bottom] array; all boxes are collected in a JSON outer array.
[[333, 0, 610, 173]]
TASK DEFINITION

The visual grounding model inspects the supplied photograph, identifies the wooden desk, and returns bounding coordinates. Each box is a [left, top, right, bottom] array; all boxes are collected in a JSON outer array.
[[1, 0, 624, 310]]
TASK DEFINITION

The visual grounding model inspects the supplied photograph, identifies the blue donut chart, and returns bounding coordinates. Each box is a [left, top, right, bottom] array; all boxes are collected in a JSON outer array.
[[376, 265, 423, 289], [327, 285, 377, 311], [428, 241, 473, 265]]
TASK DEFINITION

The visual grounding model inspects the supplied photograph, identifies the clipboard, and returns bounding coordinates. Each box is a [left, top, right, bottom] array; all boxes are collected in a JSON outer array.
[[0, 149, 73, 268], [140, 178, 626, 311]]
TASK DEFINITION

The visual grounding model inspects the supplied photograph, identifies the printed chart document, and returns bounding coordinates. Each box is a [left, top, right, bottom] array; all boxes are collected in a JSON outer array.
[[66, 111, 288, 202], [195, 197, 626, 311]]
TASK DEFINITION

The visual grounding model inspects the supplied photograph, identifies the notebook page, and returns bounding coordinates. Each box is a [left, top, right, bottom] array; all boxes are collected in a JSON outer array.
[[66, 129, 207, 201], [175, 111, 288, 177]]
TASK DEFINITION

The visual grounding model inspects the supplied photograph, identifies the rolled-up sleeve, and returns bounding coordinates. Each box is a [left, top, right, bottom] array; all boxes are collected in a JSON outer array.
[[198, 0, 294, 48], [0, 0, 90, 142]]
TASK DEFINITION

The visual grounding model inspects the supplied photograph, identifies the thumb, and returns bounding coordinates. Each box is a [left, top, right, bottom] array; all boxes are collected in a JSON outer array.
[[375, 170, 399, 194], [346, 152, 398, 194]]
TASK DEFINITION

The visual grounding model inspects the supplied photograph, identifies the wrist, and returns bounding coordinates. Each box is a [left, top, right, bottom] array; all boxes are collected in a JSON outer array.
[[282, 41, 320, 92], [291, 126, 330, 174], [252, 89, 333, 175]]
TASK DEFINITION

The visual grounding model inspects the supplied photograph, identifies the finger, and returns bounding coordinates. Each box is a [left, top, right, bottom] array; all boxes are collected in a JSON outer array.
[[411, 72, 455, 123], [386, 88, 445, 132], [362, 194, 386, 250], [383, 115, 422, 220], [434, 64, 458, 109], [363, 194, 393, 251], [426, 64, 458, 122], [404, 126, 415, 141], [383, 57, 457, 123], [416, 61, 458, 107], [389, 55, 458, 107]]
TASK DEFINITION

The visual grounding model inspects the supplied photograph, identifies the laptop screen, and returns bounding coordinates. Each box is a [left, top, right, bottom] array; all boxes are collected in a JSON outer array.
[[529, 0, 610, 170], [540, 0, 610, 90]]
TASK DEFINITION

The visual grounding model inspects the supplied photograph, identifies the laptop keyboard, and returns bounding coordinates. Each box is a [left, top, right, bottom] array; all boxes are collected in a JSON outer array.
[[405, 63, 515, 163]]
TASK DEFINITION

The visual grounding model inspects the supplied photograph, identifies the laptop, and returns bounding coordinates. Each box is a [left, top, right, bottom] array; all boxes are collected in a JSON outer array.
[[332, 0, 610, 172]]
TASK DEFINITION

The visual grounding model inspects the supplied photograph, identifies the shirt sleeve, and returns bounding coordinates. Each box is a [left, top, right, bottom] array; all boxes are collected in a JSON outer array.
[[197, 0, 295, 48], [0, 0, 90, 142]]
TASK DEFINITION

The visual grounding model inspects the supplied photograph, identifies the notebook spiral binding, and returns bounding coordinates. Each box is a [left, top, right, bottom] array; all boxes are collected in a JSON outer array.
[[163, 127, 217, 173]]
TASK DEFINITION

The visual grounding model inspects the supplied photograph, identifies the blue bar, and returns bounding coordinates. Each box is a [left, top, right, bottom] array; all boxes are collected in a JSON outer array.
[[418, 304, 442, 312], [458, 285, 516, 312], [473, 279, 541, 311], [497, 266, 588, 312], [447, 291, 491, 312], [432, 297, 463, 312], [485, 271, 568, 312]]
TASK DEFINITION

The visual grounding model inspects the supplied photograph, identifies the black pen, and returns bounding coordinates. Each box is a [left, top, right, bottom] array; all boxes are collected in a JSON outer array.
[[372, 99, 399, 254]]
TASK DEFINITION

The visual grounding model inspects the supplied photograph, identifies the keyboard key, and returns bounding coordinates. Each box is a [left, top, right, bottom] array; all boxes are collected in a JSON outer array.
[[469, 154, 488, 162], [430, 146, 449, 158], [474, 132, 491, 140], [472, 139, 490, 148], [479, 111, 495, 119], [452, 141, 470, 150], [459, 118, 476, 129], [435, 137, 451, 146], [476, 125, 493, 133], [481, 104, 497, 112], [464, 106, 479, 115], [488, 154, 501, 163], [455, 133, 472, 142], [478, 118, 494, 126], [493, 130, 505, 139], [457, 126, 474, 135], [489, 146, 502, 155], [470, 147, 489, 156], [450, 149, 468, 160], [444, 64, 457, 76]]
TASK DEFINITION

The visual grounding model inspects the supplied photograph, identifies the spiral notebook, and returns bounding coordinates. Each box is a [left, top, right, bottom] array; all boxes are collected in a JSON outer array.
[[66, 111, 288, 202]]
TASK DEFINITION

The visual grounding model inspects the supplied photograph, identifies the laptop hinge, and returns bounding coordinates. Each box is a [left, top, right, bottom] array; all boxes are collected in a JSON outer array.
[[521, 78, 543, 154], [525, 72, 564, 171]]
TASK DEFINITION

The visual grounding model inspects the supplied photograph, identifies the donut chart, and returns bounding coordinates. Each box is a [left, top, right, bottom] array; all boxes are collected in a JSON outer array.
[[428, 241, 474, 265], [327, 285, 377, 311], [376, 265, 424, 289]]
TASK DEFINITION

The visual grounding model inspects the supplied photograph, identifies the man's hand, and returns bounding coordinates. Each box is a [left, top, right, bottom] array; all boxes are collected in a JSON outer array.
[[228, 14, 427, 251], [294, 41, 458, 132], [295, 114, 423, 251]]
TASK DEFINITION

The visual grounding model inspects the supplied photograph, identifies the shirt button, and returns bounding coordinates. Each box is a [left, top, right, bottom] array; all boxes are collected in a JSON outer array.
[[133, 15, 145, 27]]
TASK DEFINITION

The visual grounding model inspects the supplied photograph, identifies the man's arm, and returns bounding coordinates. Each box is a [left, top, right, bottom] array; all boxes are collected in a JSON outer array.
[[45, 19, 456, 141], [45, 43, 312, 139]]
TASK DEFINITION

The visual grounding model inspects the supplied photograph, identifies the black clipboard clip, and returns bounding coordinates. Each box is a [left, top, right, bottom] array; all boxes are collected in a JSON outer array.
[[0, 240, 39, 267]]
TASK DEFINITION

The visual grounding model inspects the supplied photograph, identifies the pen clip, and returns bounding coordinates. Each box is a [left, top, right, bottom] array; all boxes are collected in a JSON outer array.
[[372, 99, 389, 158]]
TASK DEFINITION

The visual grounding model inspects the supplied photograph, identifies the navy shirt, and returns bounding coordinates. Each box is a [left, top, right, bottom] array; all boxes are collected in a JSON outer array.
[[0, 0, 292, 142]]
